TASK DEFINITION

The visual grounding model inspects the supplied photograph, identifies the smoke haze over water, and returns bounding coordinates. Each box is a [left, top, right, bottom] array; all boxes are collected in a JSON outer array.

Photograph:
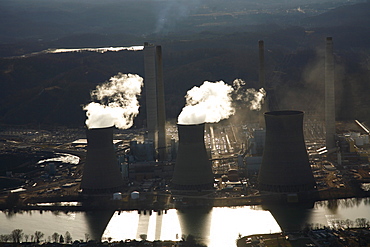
[[84, 73, 143, 129], [177, 79, 266, 125]]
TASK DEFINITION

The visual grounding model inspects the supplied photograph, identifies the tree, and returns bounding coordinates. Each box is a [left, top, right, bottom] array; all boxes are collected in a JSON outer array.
[[24, 234, 29, 242], [11, 229, 23, 243], [355, 218, 369, 227], [52, 232, 59, 243], [59, 235, 64, 243], [0, 234, 11, 242], [65, 231, 72, 244], [85, 233, 90, 242], [34, 231, 44, 243], [5, 193, 20, 208]]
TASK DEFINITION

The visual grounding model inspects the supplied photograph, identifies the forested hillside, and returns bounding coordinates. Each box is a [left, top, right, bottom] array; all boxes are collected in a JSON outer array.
[[0, 1, 369, 128]]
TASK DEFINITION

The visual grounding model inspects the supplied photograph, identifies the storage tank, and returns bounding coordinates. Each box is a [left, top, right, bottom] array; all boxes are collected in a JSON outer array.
[[258, 111, 316, 193], [131, 191, 140, 199], [171, 123, 214, 190], [81, 126, 124, 193]]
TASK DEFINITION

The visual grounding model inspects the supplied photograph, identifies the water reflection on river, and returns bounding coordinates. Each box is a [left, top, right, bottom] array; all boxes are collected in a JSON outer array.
[[1, 198, 370, 246], [103, 206, 280, 246]]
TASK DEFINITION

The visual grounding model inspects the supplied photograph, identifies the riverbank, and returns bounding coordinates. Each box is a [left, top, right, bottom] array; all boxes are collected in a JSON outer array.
[[2, 186, 370, 212]]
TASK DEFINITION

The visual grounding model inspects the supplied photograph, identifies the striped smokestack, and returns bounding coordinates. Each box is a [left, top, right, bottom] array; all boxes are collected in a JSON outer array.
[[325, 37, 336, 149]]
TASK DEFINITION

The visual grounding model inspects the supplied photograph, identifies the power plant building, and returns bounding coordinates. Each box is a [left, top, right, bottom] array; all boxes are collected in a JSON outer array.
[[81, 126, 124, 193], [171, 123, 214, 190], [258, 111, 316, 193]]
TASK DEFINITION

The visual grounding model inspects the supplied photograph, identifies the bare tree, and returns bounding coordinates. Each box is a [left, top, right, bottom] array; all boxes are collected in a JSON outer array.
[[52, 232, 60, 243], [355, 218, 368, 227], [24, 234, 29, 242], [85, 233, 90, 242], [65, 231, 72, 244], [34, 231, 44, 243], [0, 234, 11, 242], [11, 229, 23, 243]]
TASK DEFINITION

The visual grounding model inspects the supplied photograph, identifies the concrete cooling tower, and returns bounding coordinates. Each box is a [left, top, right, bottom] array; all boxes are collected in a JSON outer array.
[[171, 123, 214, 190], [258, 111, 315, 193], [81, 126, 124, 194]]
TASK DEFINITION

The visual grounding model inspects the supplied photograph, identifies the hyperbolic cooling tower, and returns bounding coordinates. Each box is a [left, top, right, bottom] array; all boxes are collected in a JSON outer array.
[[258, 111, 315, 193], [81, 126, 124, 193], [171, 123, 214, 190]]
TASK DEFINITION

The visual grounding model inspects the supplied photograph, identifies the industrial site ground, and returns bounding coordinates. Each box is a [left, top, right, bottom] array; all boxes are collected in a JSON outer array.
[[1, 121, 370, 246]]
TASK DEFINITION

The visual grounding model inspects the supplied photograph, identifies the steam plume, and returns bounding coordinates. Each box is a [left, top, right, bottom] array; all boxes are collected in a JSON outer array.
[[84, 73, 143, 129], [233, 79, 266, 111], [178, 79, 266, 125]]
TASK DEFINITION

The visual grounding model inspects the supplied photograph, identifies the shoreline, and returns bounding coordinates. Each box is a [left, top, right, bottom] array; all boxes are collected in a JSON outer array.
[[2, 188, 370, 212]]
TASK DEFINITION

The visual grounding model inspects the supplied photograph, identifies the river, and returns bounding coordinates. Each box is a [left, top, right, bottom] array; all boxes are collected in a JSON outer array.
[[1, 198, 370, 246]]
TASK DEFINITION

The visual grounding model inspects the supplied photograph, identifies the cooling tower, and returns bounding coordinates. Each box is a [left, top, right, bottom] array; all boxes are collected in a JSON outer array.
[[171, 123, 214, 190], [258, 111, 315, 193], [81, 126, 124, 193]]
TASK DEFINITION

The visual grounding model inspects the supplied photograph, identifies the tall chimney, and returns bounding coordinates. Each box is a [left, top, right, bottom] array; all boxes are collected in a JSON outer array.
[[81, 126, 124, 193], [258, 40, 265, 89], [258, 40, 268, 127], [258, 111, 315, 193], [156, 45, 167, 160], [143, 43, 167, 161], [144, 43, 158, 148], [325, 37, 336, 149], [172, 123, 214, 190]]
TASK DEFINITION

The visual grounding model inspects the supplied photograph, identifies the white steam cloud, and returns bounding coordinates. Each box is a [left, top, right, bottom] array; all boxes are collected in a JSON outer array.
[[84, 73, 143, 129], [178, 79, 266, 125], [233, 79, 266, 111]]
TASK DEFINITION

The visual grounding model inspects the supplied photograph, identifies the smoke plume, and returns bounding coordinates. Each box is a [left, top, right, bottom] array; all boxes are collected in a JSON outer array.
[[84, 73, 143, 129], [233, 79, 266, 111], [177, 79, 266, 125]]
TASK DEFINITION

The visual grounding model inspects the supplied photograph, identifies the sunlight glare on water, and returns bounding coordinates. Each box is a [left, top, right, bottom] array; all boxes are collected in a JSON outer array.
[[102, 206, 281, 247]]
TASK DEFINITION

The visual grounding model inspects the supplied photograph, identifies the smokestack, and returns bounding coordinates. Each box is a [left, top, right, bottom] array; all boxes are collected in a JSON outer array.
[[143, 43, 167, 160], [258, 111, 315, 193], [325, 37, 336, 149], [258, 40, 268, 127], [81, 126, 124, 193], [258, 40, 265, 89], [156, 45, 167, 160], [171, 123, 214, 190], [144, 43, 158, 148]]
